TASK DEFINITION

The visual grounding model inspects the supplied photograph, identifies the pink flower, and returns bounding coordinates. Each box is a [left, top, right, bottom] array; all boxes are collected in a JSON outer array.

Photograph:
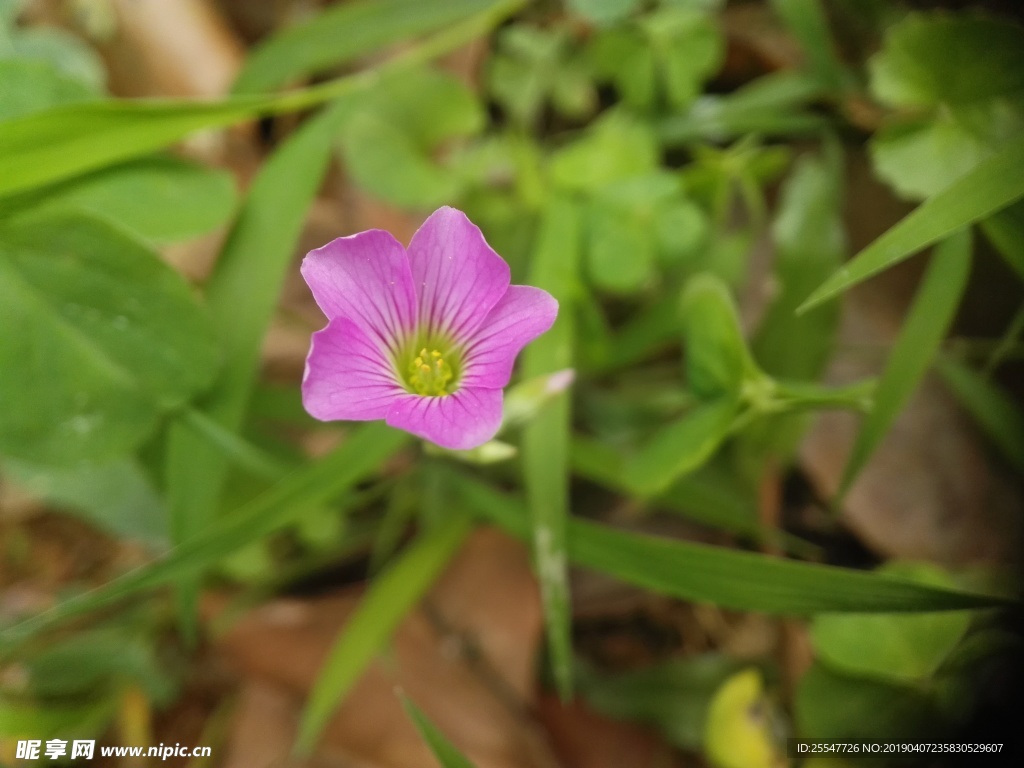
[[301, 207, 558, 450]]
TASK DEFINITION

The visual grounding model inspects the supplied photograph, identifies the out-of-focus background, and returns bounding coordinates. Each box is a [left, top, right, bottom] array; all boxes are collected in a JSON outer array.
[[1, 1, 1022, 766]]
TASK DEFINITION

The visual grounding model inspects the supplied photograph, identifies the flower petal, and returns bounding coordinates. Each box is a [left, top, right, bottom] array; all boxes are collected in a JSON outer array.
[[303, 317, 406, 422], [407, 206, 510, 342], [300, 230, 416, 353], [385, 387, 503, 450], [460, 285, 559, 389]]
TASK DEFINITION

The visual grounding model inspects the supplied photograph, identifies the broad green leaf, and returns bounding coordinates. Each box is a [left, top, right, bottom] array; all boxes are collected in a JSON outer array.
[[165, 97, 353, 639], [705, 669, 779, 768], [295, 513, 473, 753], [586, 27, 656, 109], [234, 0, 498, 94], [937, 357, 1024, 472], [3, 156, 237, 243], [643, 6, 723, 111], [520, 197, 580, 700], [549, 110, 659, 192], [811, 563, 973, 685], [573, 436, 818, 555], [798, 133, 1024, 312], [1, 458, 166, 548], [682, 274, 758, 398], [838, 231, 971, 496], [683, 139, 791, 223], [656, 198, 708, 264], [0, 58, 96, 121], [796, 663, 934, 742], [871, 99, 1024, 201], [577, 655, 739, 751], [21, 627, 171, 701], [586, 7, 721, 110], [335, 65, 486, 207], [401, 697, 478, 768], [626, 396, 740, 496], [0, 213, 219, 465], [487, 24, 593, 127], [583, 172, 701, 280], [755, 149, 844, 381], [585, 200, 656, 292], [339, 111, 460, 208], [356, 67, 484, 148], [871, 117, 989, 202], [0, 424, 410, 651], [697, 231, 753, 286], [5, 26, 106, 91], [452, 473, 1005, 614], [869, 13, 1024, 108], [588, 293, 679, 374], [488, 46, 549, 128]]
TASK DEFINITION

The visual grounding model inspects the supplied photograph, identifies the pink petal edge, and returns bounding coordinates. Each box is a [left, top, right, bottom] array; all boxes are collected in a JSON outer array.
[[460, 285, 559, 389], [302, 317, 406, 422], [406, 207, 510, 344], [300, 229, 417, 353], [385, 387, 503, 451]]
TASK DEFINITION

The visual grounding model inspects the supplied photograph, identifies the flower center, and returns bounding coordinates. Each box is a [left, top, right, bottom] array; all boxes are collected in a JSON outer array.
[[407, 348, 455, 396]]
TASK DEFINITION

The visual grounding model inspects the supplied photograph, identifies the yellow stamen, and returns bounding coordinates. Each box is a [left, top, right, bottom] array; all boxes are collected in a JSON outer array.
[[408, 347, 453, 396]]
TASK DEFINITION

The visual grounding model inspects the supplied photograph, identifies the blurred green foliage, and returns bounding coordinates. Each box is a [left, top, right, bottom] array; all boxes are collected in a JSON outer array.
[[0, 0, 1021, 763]]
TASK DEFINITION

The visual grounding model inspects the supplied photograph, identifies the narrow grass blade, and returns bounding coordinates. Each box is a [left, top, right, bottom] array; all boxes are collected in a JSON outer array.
[[0, 0, 523, 199], [400, 696, 478, 768], [770, 0, 846, 91], [520, 196, 581, 700], [177, 408, 286, 480], [838, 231, 972, 497], [658, 71, 827, 145], [980, 200, 1024, 282], [0, 425, 410, 652], [164, 96, 351, 640], [235, 0, 498, 94], [574, 436, 751, 531], [798, 133, 1024, 312], [162, 0, 525, 639], [937, 356, 1024, 473], [0, 93, 336, 200], [451, 473, 1007, 615], [295, 513, 473, 754]]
